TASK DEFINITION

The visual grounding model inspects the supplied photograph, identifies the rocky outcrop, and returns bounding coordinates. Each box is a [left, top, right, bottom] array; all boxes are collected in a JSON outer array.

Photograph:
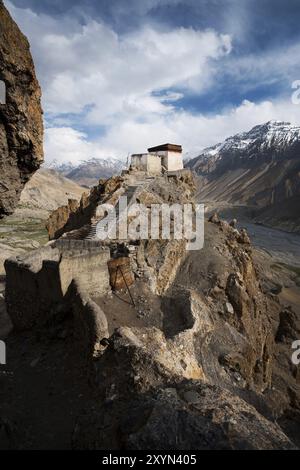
[[72, 327, 295, 450], [276, 307, 300, 344], [46, 176, 124, 240], [174, 218, 275, 393], [136, 239, 187, 294], [46, 198, 81, 240], [0, 2, 43, 217], [117, 382, 295, 450]]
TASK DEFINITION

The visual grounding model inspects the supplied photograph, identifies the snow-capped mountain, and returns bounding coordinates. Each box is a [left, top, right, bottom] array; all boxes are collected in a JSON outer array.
[[186, 121, 300, 233], [187, 121, 300, 175], [45, 157, 126, 187], [46, 160, 76, 176]]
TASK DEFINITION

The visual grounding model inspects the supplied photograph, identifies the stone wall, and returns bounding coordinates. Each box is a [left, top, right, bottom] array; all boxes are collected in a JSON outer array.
[[131, 154, 161, 175], [146, 154, 162, 175], [5, 241, 110, 330], [71, 279, 109, 361], [59, 247, 110, 297], [156, 150, 183, 171]]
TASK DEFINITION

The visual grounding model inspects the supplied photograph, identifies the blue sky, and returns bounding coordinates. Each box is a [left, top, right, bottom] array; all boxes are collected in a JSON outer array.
[[5, 0, 300, 163]]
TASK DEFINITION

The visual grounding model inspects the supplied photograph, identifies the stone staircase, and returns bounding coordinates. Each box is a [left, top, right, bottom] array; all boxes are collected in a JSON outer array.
[[61, 224, 91, 240], [85, 220, 98, 240], [85, 174, 154, 241]]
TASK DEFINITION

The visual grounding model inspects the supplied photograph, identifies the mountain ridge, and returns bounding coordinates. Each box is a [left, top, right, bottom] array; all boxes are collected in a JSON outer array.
[[186, 121, 300, 233], [188, 120, 300, 171], [46, 157, 126, 187]]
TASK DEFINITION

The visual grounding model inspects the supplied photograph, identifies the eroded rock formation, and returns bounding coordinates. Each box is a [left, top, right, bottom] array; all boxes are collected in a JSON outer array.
[[0, 2, 43, 217], [46, 177, 123, 240]]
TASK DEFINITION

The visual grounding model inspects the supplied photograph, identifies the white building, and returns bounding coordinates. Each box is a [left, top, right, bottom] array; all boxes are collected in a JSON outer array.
[[130, 152, 161, 175], [130, 143, 183, 174], [148, 143, 183, 172]]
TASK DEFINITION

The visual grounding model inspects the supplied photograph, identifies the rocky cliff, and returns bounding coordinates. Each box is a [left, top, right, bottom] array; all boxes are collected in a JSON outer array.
[[0, 2, 43, 217]]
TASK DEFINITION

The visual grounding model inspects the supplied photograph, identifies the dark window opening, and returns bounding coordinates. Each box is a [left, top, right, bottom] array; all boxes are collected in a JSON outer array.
[[0, 80, 6, 105]]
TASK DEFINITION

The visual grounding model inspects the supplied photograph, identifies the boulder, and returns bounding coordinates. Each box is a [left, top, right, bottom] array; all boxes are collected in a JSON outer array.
[[72, 381, 296, 450]]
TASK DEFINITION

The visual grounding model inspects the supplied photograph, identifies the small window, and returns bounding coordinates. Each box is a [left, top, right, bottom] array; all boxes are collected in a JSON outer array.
[[0, 80, 6, 105], [0, 340, 6, 365]]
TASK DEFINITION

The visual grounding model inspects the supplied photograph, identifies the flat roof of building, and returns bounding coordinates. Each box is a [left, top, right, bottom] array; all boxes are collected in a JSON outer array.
[[148, 143, 182, 153], [131, 153, 160, 157]]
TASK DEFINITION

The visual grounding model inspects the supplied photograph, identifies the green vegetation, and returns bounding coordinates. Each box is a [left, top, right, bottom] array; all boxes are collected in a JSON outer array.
[[0, 217, 48, 250]]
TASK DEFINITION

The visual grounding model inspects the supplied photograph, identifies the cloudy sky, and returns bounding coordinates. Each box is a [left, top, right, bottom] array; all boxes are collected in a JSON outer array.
[[5, 0, 300, 163]]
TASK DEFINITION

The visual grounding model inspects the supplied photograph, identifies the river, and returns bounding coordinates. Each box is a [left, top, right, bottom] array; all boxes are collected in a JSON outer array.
[[237, 219, 300, 268]]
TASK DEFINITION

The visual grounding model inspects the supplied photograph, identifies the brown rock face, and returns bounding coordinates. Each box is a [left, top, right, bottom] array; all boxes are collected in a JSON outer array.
[[46, 198, 80, 240], [0, 2, 43, 217], [46, 176, 123, 240]]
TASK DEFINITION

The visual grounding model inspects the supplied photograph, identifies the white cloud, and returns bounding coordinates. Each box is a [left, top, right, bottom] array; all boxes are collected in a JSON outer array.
[[7, 1, 231, 117], [45, 97, 300, 163], [44, 127, 112, 164], [92, 97, 300, 157], [6, 2, 232, 153], [221, 42, 300, 95], [6, 1, 300, 165]]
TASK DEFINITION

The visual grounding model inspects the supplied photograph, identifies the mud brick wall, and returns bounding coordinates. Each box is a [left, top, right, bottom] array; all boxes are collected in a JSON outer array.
[[5, 243, 110, 329]]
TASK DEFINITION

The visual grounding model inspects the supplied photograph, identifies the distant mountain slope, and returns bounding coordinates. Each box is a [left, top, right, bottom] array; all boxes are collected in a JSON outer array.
[[47, 158, 126, 187], [0, 169, 86, 274], [186, 121, 300, 232], [19, 168, 86, 213]]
